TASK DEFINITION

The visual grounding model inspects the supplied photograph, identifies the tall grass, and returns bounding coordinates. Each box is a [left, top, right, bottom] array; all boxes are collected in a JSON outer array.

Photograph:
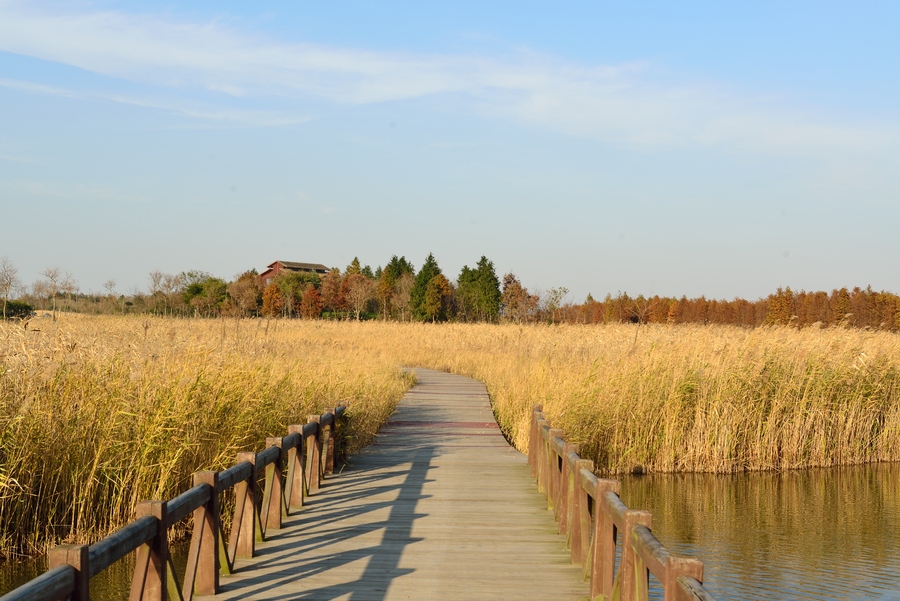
[[0, 315, 410, 558], [396, 323, 900, 474], [3, 316, 900, 558]]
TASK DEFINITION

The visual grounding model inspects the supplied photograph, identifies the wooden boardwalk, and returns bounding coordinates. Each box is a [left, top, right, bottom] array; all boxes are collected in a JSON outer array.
[[200, 368, 588, 601]]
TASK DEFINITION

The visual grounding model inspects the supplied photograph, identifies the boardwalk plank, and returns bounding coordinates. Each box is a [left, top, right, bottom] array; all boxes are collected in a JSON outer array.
[[197, 369, 588, 601]]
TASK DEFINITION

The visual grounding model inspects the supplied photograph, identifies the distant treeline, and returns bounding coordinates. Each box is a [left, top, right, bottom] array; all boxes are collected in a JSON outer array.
[[4, 253, 899, 330], [563, 286, 900, 330]]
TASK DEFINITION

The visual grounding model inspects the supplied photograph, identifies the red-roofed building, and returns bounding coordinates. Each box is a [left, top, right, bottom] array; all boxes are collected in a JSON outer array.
[[259, 261, 331, 286]]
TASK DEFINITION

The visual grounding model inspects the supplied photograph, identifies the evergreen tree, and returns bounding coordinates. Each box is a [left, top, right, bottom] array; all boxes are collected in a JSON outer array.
[[456, 256, 501, 322], [411, 253, 442, 320], [345, 257, 362, 276]]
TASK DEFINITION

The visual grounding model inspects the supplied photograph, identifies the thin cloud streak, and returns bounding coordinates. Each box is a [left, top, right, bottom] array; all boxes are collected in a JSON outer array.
[[3, 179, 150, 203], [0, 78, 312, 127], [0, 2, 896, 158]]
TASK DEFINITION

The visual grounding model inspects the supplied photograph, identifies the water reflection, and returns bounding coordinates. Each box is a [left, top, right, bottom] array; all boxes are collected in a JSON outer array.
[[0, 542, 189, 599], [620, 463, 900, 601]]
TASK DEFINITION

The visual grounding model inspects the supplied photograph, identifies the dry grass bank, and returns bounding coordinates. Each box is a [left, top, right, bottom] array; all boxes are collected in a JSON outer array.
[[3, 316, 900, 557]]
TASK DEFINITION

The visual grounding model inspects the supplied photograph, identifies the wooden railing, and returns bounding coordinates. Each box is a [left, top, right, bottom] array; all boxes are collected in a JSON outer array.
[[528, 405, 717, 601], [0, 406, 347, 601]]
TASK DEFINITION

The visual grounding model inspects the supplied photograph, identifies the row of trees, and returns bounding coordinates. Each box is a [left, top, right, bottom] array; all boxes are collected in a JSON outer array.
[[255, 254, 503, 323], [4, 254, 900, 330], [561, 286, 900, 330], [2, 254, 509, 323]]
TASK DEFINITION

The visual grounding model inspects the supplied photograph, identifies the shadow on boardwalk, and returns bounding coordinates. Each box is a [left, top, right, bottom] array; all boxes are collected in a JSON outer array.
[[203, 369, 587, 601], [210, 442, 438, 600]]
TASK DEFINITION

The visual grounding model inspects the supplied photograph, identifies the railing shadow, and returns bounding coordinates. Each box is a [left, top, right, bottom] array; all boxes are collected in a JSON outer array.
[[215, 444, 437, 600]]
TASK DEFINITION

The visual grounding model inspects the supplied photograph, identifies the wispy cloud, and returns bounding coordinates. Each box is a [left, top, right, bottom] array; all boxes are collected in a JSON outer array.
[[3, 179, 150, 203], [0, 77, 312, 127], [0, 1, 895, 158]]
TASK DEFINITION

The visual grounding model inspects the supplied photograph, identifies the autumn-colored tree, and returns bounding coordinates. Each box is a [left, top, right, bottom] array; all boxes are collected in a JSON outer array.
[[319, 269, 343, 313], [262, 283, 284, 318], [300, 287, 323, 319], [277, 272, 320, 317], [227, 270, 262, 317], [344, 257, 362, 276], [424, 274, 453, 322], [765, 287, 795, 325], [556, 286, 900, 331], [829, 288, 852, 325], [500, 273, 538, 323], [377, 255, 415, 319]]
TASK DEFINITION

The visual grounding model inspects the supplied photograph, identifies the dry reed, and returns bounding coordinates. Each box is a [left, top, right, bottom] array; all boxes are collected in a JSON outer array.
[[0, 315, 410, 557], [3, 316, 900, 558]]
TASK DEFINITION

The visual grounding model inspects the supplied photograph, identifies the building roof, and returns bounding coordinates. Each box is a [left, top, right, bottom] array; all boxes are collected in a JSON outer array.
[[266, 261, 331, 272]]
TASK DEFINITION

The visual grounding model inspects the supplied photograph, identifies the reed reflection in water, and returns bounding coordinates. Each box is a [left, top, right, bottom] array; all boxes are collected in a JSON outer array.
[[620, 463, 900, 601], [0, 541, 190, 600]]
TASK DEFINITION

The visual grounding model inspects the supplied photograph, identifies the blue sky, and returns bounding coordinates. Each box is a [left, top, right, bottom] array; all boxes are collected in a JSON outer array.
[[1, 1, 898, 302]]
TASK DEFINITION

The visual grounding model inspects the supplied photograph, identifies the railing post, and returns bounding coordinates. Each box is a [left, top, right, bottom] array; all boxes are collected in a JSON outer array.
[[130, 501, 168, 601], [664, 557, 704, 601], [333, 404, 347, 468], [307, 415, 322, 493], [621, 509, 652, 601], [231, 451, 258, 559], [590, 480, 621, 599], [528, 405, 543, 475], [263, 438, 285, 532], [546, 429, 563, 510], [535, 420, 549, 493], [287, 424, 306, 510], [557, 443, 578, 532], [569, 459, 593, 565], [323, 408, 336, 475], [49, 544, 89, 601], [186, 471, 220, 597]]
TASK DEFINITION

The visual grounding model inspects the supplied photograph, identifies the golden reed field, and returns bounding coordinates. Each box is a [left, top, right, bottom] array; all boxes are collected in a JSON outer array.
[[2, 314, 900, 557]]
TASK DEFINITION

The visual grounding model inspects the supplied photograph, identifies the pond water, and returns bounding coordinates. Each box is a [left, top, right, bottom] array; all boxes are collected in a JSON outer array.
[[2, 464, 899, 600], [0, 542, 189, 600], [619, 463, 900, 601]]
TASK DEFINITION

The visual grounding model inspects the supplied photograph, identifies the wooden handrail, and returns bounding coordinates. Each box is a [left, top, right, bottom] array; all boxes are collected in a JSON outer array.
[[0, 404, 349, 601], [0, 566, 76, 601], [528, 405, 719, 601], [167, 485, 212, 525], [89, 516, 158, 577]]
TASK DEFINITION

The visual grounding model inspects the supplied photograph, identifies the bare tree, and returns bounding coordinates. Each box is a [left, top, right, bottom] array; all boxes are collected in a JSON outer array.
[[0, 256, 20, 319], [148, 271, 183, 315], [162, 273, 183, 315], [542, 287, 569, 323], [61, 271, 78, 312], [104, 279, 119, 314], [148, 271, 162, 293], [391, 273, 415, 321], [40, 267, 62, 319], [344, 273, 374, 321]]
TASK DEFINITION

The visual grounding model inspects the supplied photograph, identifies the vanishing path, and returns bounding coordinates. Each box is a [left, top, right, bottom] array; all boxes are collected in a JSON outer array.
[[200, 368, 588, 601]]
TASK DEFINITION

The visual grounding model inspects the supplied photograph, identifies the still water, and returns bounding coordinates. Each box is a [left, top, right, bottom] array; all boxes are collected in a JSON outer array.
[[0, 543, 189, 599], [2, 464, 899, 600], [619, 463, 900, 601]]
